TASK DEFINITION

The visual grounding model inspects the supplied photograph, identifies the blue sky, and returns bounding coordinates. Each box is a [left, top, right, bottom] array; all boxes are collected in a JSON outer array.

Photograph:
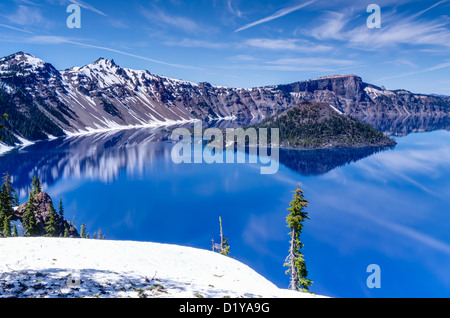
[[0, 0, 449, 94]]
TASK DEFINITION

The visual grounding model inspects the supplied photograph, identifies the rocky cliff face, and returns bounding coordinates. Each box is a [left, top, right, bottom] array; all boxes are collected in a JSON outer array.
[[279, 75, 450, 135], [0, 52, 448, 145], [279, 74, 450, 116]]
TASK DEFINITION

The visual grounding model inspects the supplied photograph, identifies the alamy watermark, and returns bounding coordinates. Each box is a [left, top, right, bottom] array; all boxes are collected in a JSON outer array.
[[66, 269, 81, 288], [67, 4, 81, 29], [170, 121, 280, 175], [367, 4, 381, 29], [366, 264, 381, 289]]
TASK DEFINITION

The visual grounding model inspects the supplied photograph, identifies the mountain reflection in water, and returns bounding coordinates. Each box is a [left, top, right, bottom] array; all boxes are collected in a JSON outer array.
[[0, 126, 392, 196]]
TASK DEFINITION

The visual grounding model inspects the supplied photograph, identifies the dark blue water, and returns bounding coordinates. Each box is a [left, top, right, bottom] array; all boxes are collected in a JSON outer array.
[[1, 128, 449, 298]]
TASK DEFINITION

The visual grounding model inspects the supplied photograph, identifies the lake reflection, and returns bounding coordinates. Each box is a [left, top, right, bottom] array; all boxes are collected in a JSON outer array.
[[0, 128, 449, 298]]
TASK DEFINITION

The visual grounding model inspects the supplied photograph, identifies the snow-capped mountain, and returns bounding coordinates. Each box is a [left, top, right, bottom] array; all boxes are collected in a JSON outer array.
[[0, 52, 448, 146]]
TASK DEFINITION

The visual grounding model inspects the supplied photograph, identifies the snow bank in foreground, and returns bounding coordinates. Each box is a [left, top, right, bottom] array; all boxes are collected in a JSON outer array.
[[0, 238, 323, 298]]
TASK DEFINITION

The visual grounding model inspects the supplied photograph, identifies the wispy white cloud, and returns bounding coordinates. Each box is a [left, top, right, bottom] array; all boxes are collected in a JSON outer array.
[[1, 5, 48, 26], [140, 5, 206, 34], [227, 54, 260, 62], [0, 23, 34, 34], [163, 38, 227, 49], [68, 0, 107, 17], [235, 0, 316, 32], [309, 5, 450, 50], [347, 19, 450, 49], [243, 38, 331, 53], [25, 35, 200, 70], [226, 0, 242, 18], [267, 57, 357, 67], [227, 55, 358, 73], [378, 60, 450, 81], [309, 11, 348, 40], [410, 0, 449, 19]]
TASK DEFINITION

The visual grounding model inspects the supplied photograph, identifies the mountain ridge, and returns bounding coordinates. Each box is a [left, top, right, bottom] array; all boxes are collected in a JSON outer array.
[[0, 52, 448, 147]]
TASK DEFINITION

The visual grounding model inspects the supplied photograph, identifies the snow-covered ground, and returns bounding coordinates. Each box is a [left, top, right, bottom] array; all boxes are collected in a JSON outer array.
[[0, 238, 324, 299]]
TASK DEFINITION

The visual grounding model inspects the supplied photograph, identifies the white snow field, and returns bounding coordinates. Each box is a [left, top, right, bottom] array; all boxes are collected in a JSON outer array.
[[0, 238, 324, 298]]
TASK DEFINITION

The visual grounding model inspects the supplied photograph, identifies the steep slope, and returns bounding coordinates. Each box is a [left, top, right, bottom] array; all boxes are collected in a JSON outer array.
[[0, 52, 66, 144], [0, 52, 448, 147]]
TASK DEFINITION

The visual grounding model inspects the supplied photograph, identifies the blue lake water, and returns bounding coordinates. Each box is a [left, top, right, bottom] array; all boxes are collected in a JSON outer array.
[[1, 128, 449, 298]]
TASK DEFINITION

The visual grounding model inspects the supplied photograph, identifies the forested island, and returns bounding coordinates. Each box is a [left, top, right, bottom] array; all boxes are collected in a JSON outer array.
[[251, 102, 397, 150]]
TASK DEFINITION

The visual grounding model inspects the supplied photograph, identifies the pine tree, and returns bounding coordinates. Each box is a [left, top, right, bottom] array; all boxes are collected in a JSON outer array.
[[2, 215, 11, 237], [1, 173, 14, 217], [31, 176, 42, 197], [13, 192, 19, 207], [44, 203, 58, 237], [64, 227, 70, 238], [58, 199, 64, 217], [12, 224, 18, 237], [80, 223, 87, 238], [97, 228, 104, 240], [23, 194, 40, 237], [284, 184, 313, 292], [218, 217, 230, 256], [0, 173, 16, 237]]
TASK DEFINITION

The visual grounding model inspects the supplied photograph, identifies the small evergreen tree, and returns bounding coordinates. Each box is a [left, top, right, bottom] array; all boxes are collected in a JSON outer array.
[[2, 172, 16, 208], [31, 176, 42, 197], [284, 184, 313, 292], [64, 227, 70, 238], [0, 172, 16, 236], [23, 194, 40, 237], [2, 215, 11, 237], [58, 199, 64, 217], [13, 192, 19, 207], [218, 217, 230, 256], [44, 203, 58, 237], [97, 228, 104, 240], [0, 174, 20, 237], [80, 223, 87, 238], [12, 224, 18, 237]]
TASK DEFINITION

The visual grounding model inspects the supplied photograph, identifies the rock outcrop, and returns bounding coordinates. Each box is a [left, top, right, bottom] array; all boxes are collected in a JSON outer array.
[[13, 192, 79, 238]]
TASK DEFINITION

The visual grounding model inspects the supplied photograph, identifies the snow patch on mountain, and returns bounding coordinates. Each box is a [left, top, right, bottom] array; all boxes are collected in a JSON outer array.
[[0, 142, 14, 156]]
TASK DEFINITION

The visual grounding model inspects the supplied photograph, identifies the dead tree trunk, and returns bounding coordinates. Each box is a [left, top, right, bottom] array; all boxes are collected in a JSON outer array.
[[289, 229, 298, 291]]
